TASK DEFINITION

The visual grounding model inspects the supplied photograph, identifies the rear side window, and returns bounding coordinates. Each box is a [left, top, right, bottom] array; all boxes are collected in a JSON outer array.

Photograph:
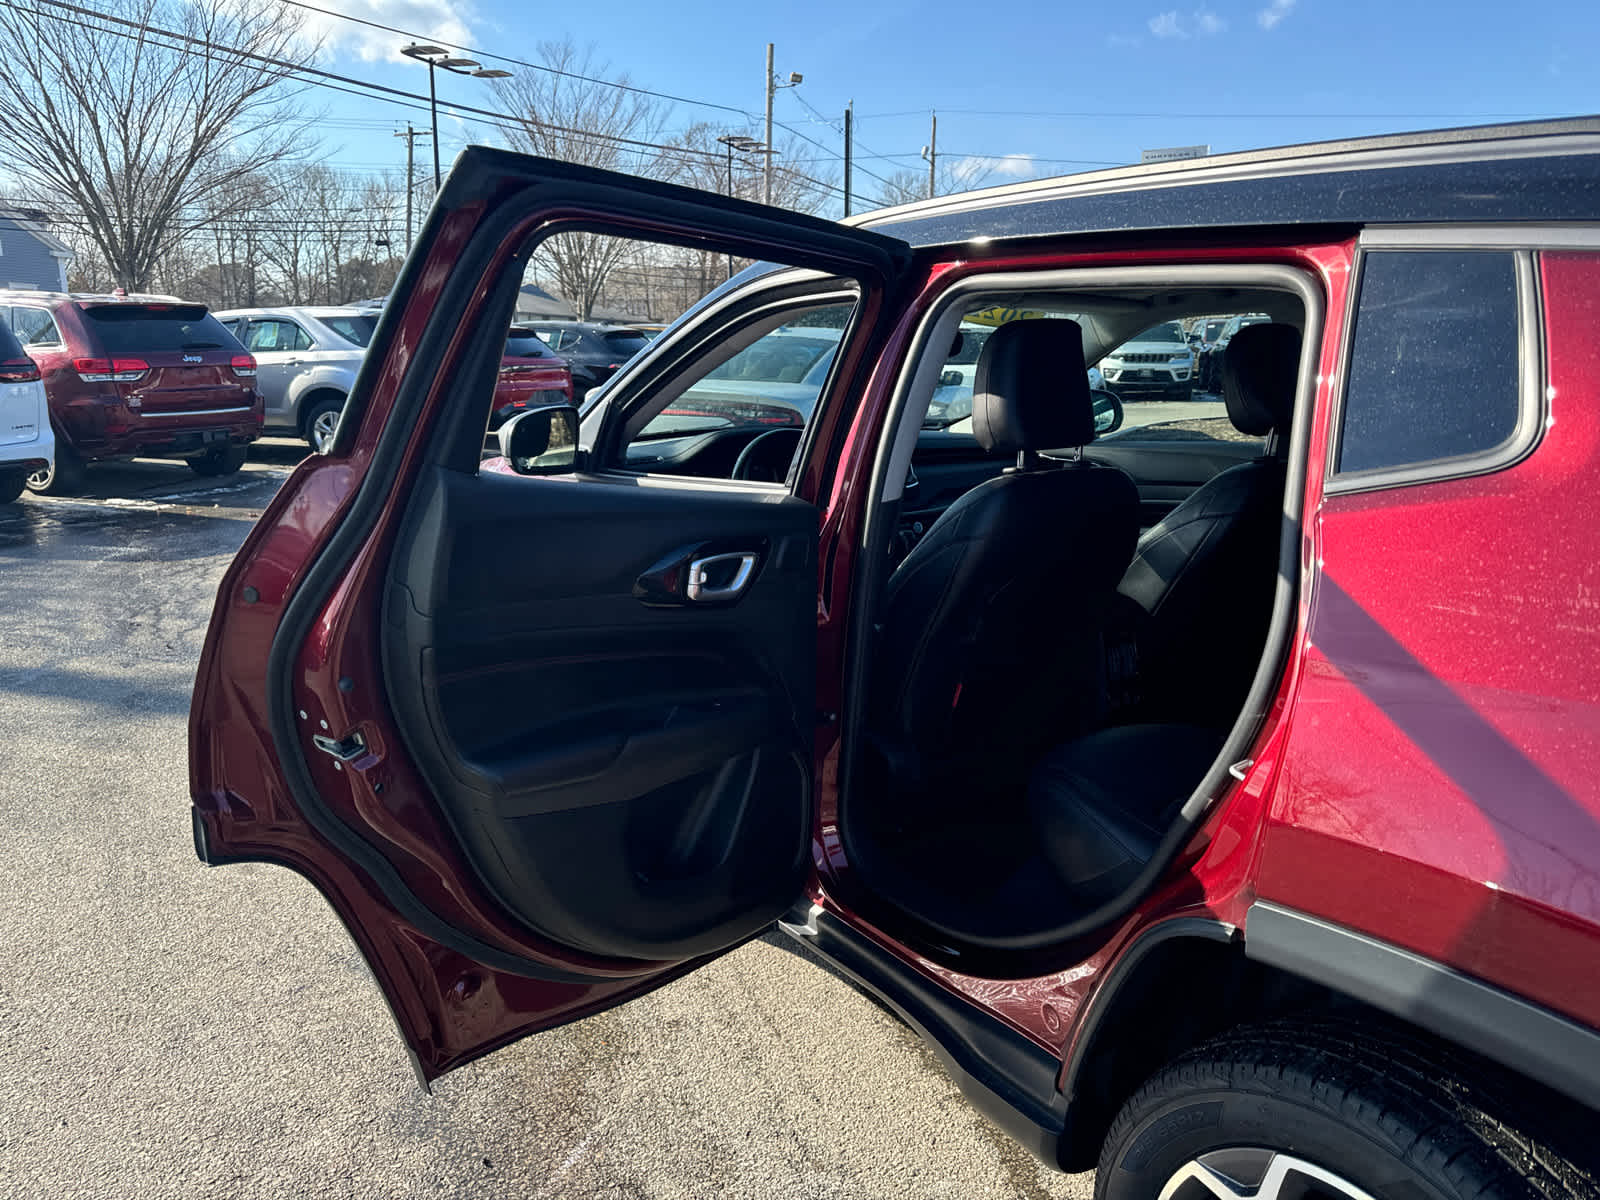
[[505, 332, 554, 358], [10, 306, 62, 346], [321, 314, 376, 347], [80, 305, 237, 353], [1336, 251, 1521, 477], [245, 319, 313, 353], [602, 329, 649, 358]]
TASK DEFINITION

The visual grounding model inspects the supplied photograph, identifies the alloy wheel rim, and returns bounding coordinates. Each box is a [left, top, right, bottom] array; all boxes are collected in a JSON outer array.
[[25, 463, 50, 489], [1158, 1148, 1377, 1200], [312, 410, 340, 451]]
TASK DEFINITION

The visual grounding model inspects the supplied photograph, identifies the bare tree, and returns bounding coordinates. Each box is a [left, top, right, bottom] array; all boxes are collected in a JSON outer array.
[[0, 0, 313, 291], [493, 40, 675, 319], [876, 158, 997, 209]]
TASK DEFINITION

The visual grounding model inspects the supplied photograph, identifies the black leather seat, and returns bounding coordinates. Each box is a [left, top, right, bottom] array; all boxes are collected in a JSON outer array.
[[1029, 723, 1224, 901], [871, 319, 1139, 790], [1113, 322, 1301, 725]]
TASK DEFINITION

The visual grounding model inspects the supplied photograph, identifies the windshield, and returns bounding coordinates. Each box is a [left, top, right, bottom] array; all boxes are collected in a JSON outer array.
[[320, 314, 377, 347], [1137, 321, 1187, 344], [506, 333, 556, 358], [81, 304, 236, 352], [702, 335, 838, 384], [602, 330, 649, 357]]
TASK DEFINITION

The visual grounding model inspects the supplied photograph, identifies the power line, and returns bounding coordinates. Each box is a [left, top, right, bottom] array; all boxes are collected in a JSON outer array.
[[274, 0, 755, 119]]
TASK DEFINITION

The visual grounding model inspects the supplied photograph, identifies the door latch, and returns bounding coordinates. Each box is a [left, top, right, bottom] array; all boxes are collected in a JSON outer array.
[[312, 729, 368, 762]]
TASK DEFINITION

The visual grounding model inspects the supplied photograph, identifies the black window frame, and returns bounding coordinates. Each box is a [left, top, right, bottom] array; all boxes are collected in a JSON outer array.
[[1326, 236, 1545, 496]]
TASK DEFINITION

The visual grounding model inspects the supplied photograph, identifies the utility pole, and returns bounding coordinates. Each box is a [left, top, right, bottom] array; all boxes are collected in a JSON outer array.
[[393, 124, 430, 246], [843, 101, 853, 217], [923, 111, 938, 199], [763, 43, 775, 206]]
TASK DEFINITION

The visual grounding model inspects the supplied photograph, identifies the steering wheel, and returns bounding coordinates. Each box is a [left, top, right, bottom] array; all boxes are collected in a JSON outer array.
[[731, 427, 804, 483]]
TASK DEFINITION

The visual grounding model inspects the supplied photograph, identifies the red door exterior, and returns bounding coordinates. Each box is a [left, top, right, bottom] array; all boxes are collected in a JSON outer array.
[[1255, 251, 1600, 1026]]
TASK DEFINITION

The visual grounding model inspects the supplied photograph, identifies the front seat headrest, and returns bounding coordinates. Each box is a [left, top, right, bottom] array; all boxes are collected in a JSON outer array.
[[1221, 323, 1300, 436], [972, 319, 1094, 453]]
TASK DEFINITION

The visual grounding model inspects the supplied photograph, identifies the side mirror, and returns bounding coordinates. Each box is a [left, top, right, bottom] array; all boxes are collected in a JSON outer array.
[[501, 404, 580, 476], [1090, 388, 1123, 435]]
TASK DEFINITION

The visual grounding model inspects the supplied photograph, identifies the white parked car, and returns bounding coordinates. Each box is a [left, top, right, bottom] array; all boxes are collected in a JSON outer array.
[[0, 317, 52, 503], [214, 306, 378, 450], [1098, 320, 1197, 401]]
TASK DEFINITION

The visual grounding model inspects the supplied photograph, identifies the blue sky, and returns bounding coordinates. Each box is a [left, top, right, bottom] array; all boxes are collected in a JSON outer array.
[[306, 0, 1599, 214]]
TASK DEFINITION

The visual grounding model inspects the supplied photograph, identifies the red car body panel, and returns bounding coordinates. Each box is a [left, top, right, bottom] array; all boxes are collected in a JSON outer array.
[[1255, 250, 1600, 1028], [21, 297, 262, 458], [492, 354, 571, 422]]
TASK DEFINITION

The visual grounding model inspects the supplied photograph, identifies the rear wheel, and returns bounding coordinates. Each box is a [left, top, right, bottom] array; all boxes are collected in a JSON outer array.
[[301, 393, 345, 452], [187, 444, 249, 477], [25, 443, 84, 496], [0, 469, 25, 503], [1096, 1022, 1596, 1200]]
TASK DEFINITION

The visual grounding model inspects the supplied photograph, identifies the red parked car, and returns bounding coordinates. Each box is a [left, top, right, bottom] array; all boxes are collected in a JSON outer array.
[[191, 123, 1600, 1196], [2, 290, 261, 493], [491, 326, 572, 428]]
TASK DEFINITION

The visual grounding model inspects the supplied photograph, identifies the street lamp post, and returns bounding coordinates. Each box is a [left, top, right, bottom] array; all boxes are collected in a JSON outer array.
[[716, 134, 765, 279], [400, 43, 511, 189]]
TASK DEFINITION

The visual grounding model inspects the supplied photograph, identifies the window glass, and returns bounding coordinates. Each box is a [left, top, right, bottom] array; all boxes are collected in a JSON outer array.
[[81, 304, 233, 352], [505, 330, 556, 358], [320, 314, 376, 347], [245, 320, 313, 353], [632, 304, 852, 445], [0, 315, 26, 360], [10, 306, 61, 346], [1337, 251, 1520, 476]]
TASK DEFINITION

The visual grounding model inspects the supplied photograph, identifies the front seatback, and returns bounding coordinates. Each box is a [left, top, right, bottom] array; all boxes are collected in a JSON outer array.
[[873, 320, 1139, 782], [1115, 322, 1301, 724]]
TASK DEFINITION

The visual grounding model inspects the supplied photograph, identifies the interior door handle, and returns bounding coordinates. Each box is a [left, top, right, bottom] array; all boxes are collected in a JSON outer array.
[[686, 551, 757, 602]]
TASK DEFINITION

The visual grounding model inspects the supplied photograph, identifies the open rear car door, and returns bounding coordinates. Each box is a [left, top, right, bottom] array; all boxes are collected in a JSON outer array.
[[189, 149, 910, 1081]]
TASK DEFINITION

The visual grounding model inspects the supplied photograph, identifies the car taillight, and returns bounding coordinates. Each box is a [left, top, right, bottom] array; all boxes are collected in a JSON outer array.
[[73, 357, 148, 382], [231, 354, 257, 377], [0, 356, 40, 383]]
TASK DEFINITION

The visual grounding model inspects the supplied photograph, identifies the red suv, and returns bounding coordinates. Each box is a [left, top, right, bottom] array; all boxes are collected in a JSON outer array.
[[492, 326, 572, 428], [190, 122, 1600, 1196], [2, 291, 262, 493]]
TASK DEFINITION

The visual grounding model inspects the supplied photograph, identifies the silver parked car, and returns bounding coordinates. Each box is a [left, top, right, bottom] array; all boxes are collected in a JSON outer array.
[[214, 306, 377, 449]]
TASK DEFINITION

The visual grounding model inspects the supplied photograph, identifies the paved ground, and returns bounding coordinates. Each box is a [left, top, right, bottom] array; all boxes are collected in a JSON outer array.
[[0, 440, 1094, 1199]]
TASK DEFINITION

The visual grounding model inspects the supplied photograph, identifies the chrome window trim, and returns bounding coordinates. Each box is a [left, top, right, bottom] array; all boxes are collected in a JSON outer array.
[[1325, 242, 1545, 497], [1359, 223, 1600, 250]]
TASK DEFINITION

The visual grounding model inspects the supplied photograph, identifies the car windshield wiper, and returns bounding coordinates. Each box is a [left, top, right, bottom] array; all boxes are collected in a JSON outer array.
[[182, 341, 224, 349]]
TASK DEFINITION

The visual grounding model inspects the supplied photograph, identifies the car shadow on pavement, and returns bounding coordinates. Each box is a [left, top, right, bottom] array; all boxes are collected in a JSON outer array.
[[0, 663, 194, 716]]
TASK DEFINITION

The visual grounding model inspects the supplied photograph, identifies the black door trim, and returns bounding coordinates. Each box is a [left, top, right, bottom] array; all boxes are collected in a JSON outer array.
[[779, 904, 1070, 1165], [1245, 900, 1600, 1112]]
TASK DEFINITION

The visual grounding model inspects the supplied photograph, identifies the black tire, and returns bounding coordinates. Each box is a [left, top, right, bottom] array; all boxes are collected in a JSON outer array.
[[300, 393, 346, 452], [187, 444, 249, 477], [0, 468, 25, 503], [25, 442, 85, 495], [1097, 1021, 1597, 1200]]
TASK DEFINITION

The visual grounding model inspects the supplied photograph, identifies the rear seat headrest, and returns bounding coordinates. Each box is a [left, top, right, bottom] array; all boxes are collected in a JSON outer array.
[[1220, 323, 1300, 436], [972, 319, 1095, 453]]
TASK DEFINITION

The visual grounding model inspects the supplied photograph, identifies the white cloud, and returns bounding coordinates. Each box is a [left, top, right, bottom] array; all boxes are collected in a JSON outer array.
[[951, 153, 1039, 187], [1148, 10, 1187, 37], [300, 0, 479, 64], [1258, 0, 1297, 30], [1195, 9, 1227, 34]]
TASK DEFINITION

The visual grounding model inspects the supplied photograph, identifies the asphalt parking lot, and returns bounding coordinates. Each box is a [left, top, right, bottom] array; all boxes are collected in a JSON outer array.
[[0, 438, 1094, 1199]]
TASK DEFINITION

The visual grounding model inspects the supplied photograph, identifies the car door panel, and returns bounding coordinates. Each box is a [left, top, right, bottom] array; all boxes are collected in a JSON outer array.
[[189, 146, 909, 1079], [384, 465, 818, 961]]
